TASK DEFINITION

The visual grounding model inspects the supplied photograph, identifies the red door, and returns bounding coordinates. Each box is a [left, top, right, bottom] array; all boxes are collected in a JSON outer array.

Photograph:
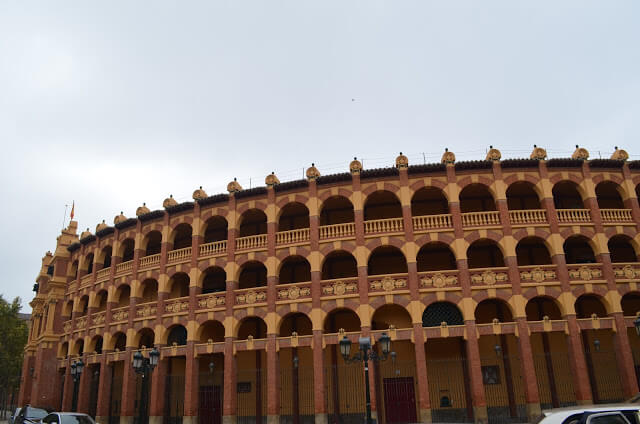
[[383, 377, 417, 424], [198, 385, 221, 424]]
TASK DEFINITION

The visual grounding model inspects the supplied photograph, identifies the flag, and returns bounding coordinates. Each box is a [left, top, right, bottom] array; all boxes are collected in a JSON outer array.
[[70, 201, 75, 220]]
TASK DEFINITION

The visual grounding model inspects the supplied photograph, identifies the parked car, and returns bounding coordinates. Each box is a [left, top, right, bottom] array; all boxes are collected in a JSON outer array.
[[13, 406, 49, 424], [9, 407, 21, 424], [534, 404, 640, 424], [41, 413, 95, 424]]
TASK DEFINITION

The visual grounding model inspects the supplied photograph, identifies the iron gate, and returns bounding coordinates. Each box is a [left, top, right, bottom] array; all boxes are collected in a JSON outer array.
[[236, 368, 268, 424], [108, 372, 123, 424], [198, 370, 224, 424], [325, 363, 366, 424], [164, 374, 185, 424], [376, 360, 418, 424], [88, 367, 100, 418], [532, 353, 576, 409], [584, 349, 624, 403], [426, 357, 472, 423], [279, 366, 315, 424], [480, 354, 527, 424]]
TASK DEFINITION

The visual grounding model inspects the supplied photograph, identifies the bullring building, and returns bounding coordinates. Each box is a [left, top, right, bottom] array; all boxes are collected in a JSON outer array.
[[19, 145, 640, 424]]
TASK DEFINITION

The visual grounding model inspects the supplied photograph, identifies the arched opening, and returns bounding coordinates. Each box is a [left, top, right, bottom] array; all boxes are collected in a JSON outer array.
[[90, 335, 103, 354], [115, 285, 130, 308], [70, 260, 79, 279], [553, 181, 584, 209], [371, 304, 412, 330], [144, 231, 162, 256], [172, 223, 192, 250], [278, 203, 309, 231], [63, 300, 73, 317], [506, 182, 541, 210], [73, 339, 85, 356], [467, 239, 505, 268], [95, 290, 108, 312], [525, 297, 562, 320], [320, 196, 354, 225], [279, 256, 311, 284], [516, 237, 552, 265], [608, 235, 638, 263], [100, 246, 113, 269], [321, 250, 358, 280], [238, 261, 267, 289], [204, 216, 228, 243], [237, 317, 267, 340], [112, 332, 127, 351], [459, 184, 496, 213], [239, 209, 267, 237], [279, 313, 313, 336], [422, 302, 464, 327], [575, 295, 608, 318], [621, 293, 640, 317], [198, 320, 225, 343], [167, 325, 187, 346], [85, 253, 94, 275], [596, 181, 624, 209], [140, 279, 159, 303], [59, 342, 69, 358], [416, 242, 456, 271], [137, 328, 155, 349], [368, 245, 408, 275], [563, 236, 596, 264], [168, 273, 190, 299], [364, 191, 402, 220], [323, 309, 361, 333], [411, 187, 448, 216], [202, 267, 226, 294], [475, 299, 513, 323], [120, 238, 135, 262], [79, 295, 89, 316]]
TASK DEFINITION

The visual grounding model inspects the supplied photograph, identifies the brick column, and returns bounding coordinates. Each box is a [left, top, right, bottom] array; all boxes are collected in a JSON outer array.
[[119, 350, 138, 424], [183, 344, 199, 424], [33, 344, 61, 410], [62, 359, 74, 412], [565, 316, 593, 404], [266, 334, 279, 424], [95, 357, 112, 424], [222, 338, 237, 424], [464, 321, 488, 424], [77, 359, 91, 413], [18, 353, 34, 406], [149, 358, 168, 424], [412, 323, 431, 423], [612, 312, 639, 397]]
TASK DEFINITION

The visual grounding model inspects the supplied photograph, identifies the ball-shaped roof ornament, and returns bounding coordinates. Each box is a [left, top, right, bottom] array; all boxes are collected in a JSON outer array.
[[395, 152, 409, 169], [227, 178, 242, 194], [306, 163, 321, 180], [163, 195, 178, 208], [530, 144, 547, 160], [114, 211, 127, 225], [485, 146, 501, 162], [265, 172, 280, 187], [611, 146, 629, 161], [441, 148, 456, 165], [96, 220, 108, 232], [192, 186, 208, 200], [349, 157, 362, 174], [136, 203, 150, 216], [571, 145, 589, 160]]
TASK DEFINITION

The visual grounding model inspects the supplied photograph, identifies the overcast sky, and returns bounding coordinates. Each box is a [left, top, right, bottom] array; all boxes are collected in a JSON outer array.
[[1, 1, 639, 312]]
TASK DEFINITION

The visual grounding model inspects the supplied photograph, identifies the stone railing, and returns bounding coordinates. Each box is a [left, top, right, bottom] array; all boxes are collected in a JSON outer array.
[[167, 247, 192, 264], [320, 277, 359, 297], [235, 234, 268, 251], [461, 211, 500, 227], [412, 214, 453, 231], [557, 208, 591, 224], [364, 217, 404, 235], [276, 282, 312, 301], [567, 263, 604, 282], [164, 297, 189, 314], [518, 264, 558, 284], [111, 306, 129, 323], [276, 228, 310, 245], [469, 267, 509, 286], [417, 270, 460, 289], [63, 320, 72, 333], [234, 287, 268, 305], [139, 253, 161, 269], [67, 280, 78, 293], [115, 260, 133, 275], [509, 209, 547, 226], [199, 240, 227, 257], [613, 263, 640, 280], [75, 316, 88, 330], [96, 267, 111, 281], [91, 311, 106, 326], [80, 273, 92, 287], [319, 222, 355, 240], [135, 302, 157, 319], [368, 274, 408, 294], [600, 208, 633, 223], [196, 292, 226, 310]]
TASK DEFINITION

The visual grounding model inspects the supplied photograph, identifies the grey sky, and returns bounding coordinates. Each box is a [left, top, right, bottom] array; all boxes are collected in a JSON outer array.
[[1, 1, 639, 311]]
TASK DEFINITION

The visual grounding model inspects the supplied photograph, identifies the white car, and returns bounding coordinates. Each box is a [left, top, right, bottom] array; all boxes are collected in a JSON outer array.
[[41, 413, 95, 424], [534, 404, 640, 424]]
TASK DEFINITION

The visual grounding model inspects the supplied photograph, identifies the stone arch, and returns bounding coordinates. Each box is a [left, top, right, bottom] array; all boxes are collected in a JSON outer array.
[[563, 235, 597, 264], [202, 215, 228, 242], [170, 223, 193, 250], [94, 290, 108, 311], [71, 338, 84, 356], [475, 298, 514, 323], [164, 324, 187, 346], [278, 312, 313, 336], [88, 334, 103, 354], [323, 308, 361, 333], [621, 292, 640, 317], [417, 242, 457, 271], [371, 304, 412, 330], [142, 230, 162, 256], [321, 250, 358, 280], [553, 180, 586, 209], [238, 208, 267, 237], [368, 245, 408, 275], [467, 239, 505, 269], [278, 255, 311, 284], [595, 181, 625, 209], [115, 284, 131, 308], [168, 272, 190, 298], [201, 266, 227, 294], [140, 278, 159, 303], [109, 331, 127, 351], [516, 236, 552, 265], [84, 252, 95, 274], [608, 234, 639, 263], [575, 294, 610, 318], [506, 181, 542, 210], [320, 195, 354, 225], [411, 187, 449, 216], [236, 316, 268, 340], [62, 300, 74, 317], [422, 301, 464, 327], [459, 183, 496, 213], [58, 341, 69, 358], [119, 238, 135, 262], [135, 328, 156, 349], [525, 296, 563, 320], [98, 245, 113, 268], [238, 261, 267, 289], [364, 190, 402, 220], [278, 202, 310, 231], [197, 320, 225, 343]]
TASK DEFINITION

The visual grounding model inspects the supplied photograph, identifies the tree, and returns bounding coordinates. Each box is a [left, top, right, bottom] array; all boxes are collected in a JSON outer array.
[[0, 296, 29, 418]]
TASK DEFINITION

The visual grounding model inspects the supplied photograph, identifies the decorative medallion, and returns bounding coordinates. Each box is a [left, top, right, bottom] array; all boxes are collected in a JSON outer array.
[[471, 270, 508, 285], [277, 286, 311, 300], [165, 301, 187, 314], [138, 304, 157, 317], [112, 310, 128, 321], [520, 267, 556, 283], [623, 265, 637, 279], [236, 290, 266, 304], [92, 314, 105, 325], [198, 295, 226, 309]]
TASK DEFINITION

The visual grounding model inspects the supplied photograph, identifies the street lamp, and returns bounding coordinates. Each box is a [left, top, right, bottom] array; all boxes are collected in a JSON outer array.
[[131, 348, 159, 424], [70, 359, 84, 412], [340, 333, 394, 424]]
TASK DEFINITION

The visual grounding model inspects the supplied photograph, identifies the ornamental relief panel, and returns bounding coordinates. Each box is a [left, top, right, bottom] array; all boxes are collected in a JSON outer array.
[[236, 290, 267, 304], [197, 295, 226, 309], [137, 304, 157, 317], [520, 267, 557, 283], [420, 273, 458, 288], [92, 313, 105, 326], [322, 280, 358, 296], [614, 265, 640, 280], [112, 309, 129, 322], [63, 321, 72, 333], [568, 266, 603, 281], [278, 286, 311, 300], [369, 276, 407, 292], [471, 270, 508, 285], [164, 300, 188, 314], [75, 317, 87, 329]]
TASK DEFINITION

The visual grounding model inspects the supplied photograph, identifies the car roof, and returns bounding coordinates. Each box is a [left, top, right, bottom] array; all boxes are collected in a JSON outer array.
[[55, 413, 91, 416], [542, 404, 640, 421]]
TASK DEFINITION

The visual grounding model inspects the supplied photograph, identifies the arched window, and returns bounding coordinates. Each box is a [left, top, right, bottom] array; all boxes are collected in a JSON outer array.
[[515, 237, 552, 265], [140, 279, 159, 303], [368, 246, 407, 275], [279, 256, 311, 284], [417, 242, 456, 271], [279, 313, 313, 337], [168, 273, 190, 298], [321, 251, 358, 280], [101, 246, 112, 269], [144, 231, 162, 256], [422, 302, 464, 327], [459, 184, 496, 213], [371, 304, 412, 329], [575, 295, 607, 318], [116, 285, 130, 308], [204, 216, 228, 243], [506, 182, 541, 210], [199, 320, 225, 343], [411, 187, 448, 216], [238, 261, 267, 289], [467, 239, 504, 268], [323, 309, 361, 333], [95, 291, 108, 312], [608, 235, 638, 263], [320, 196, 354, 225], [237, 317, 267, 340], [85, 253, 94, 275], [239, 209, 267, 237], [553, 181, 584, 209], [120, 238, 135, 262], [525, 297, 562, 320], [202, 267, 226, 294], [475, 299, 513, 323], [112, 332, 127, 351], [137, 328, 155, 349], [278, 203, 309, 231], [596, 181, 624, 209], [167, 325, 187, 346], [563, 236, 596, 264], [364, 191, 402, 220], [621, 293, 640, 317], [172, 223, 192, 250]]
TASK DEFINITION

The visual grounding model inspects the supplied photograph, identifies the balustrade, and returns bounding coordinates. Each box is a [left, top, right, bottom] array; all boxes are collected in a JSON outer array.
[[139, 253, 160, 269], [364, 217, 404, 234], [412, 214, 452, 231], [91, 311, 106, 326], [275, 228, 310, 245], [319, 222, 355, 239], [600, 208, 633, 223], [199, 240, 227, 257], [80, 273, 92, 287], [461, 211, 501, 227], [235, 234, 267, 250], [509, 209, 547, 225], [115, 260, 133, 275], [167, 246, 192, 264], [67, 280, 77, 294], [96, 267, 110, 281], [556, 208, 591, 224]]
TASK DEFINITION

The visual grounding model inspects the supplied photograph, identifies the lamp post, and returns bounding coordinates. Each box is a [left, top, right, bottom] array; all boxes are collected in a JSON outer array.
[[131, 348, 159, 424], [70, 359, 84, 412], [339, 333, 393, 424]]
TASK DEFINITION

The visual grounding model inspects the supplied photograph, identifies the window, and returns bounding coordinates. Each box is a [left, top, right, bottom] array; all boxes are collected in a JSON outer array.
[[61, 416, 95, 424], [587, 412, 631, 424], [42, 414, 59, 424]]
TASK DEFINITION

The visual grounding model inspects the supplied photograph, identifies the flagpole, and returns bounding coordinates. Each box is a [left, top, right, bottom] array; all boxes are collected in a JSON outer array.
[[62, 204, 68, 230]]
